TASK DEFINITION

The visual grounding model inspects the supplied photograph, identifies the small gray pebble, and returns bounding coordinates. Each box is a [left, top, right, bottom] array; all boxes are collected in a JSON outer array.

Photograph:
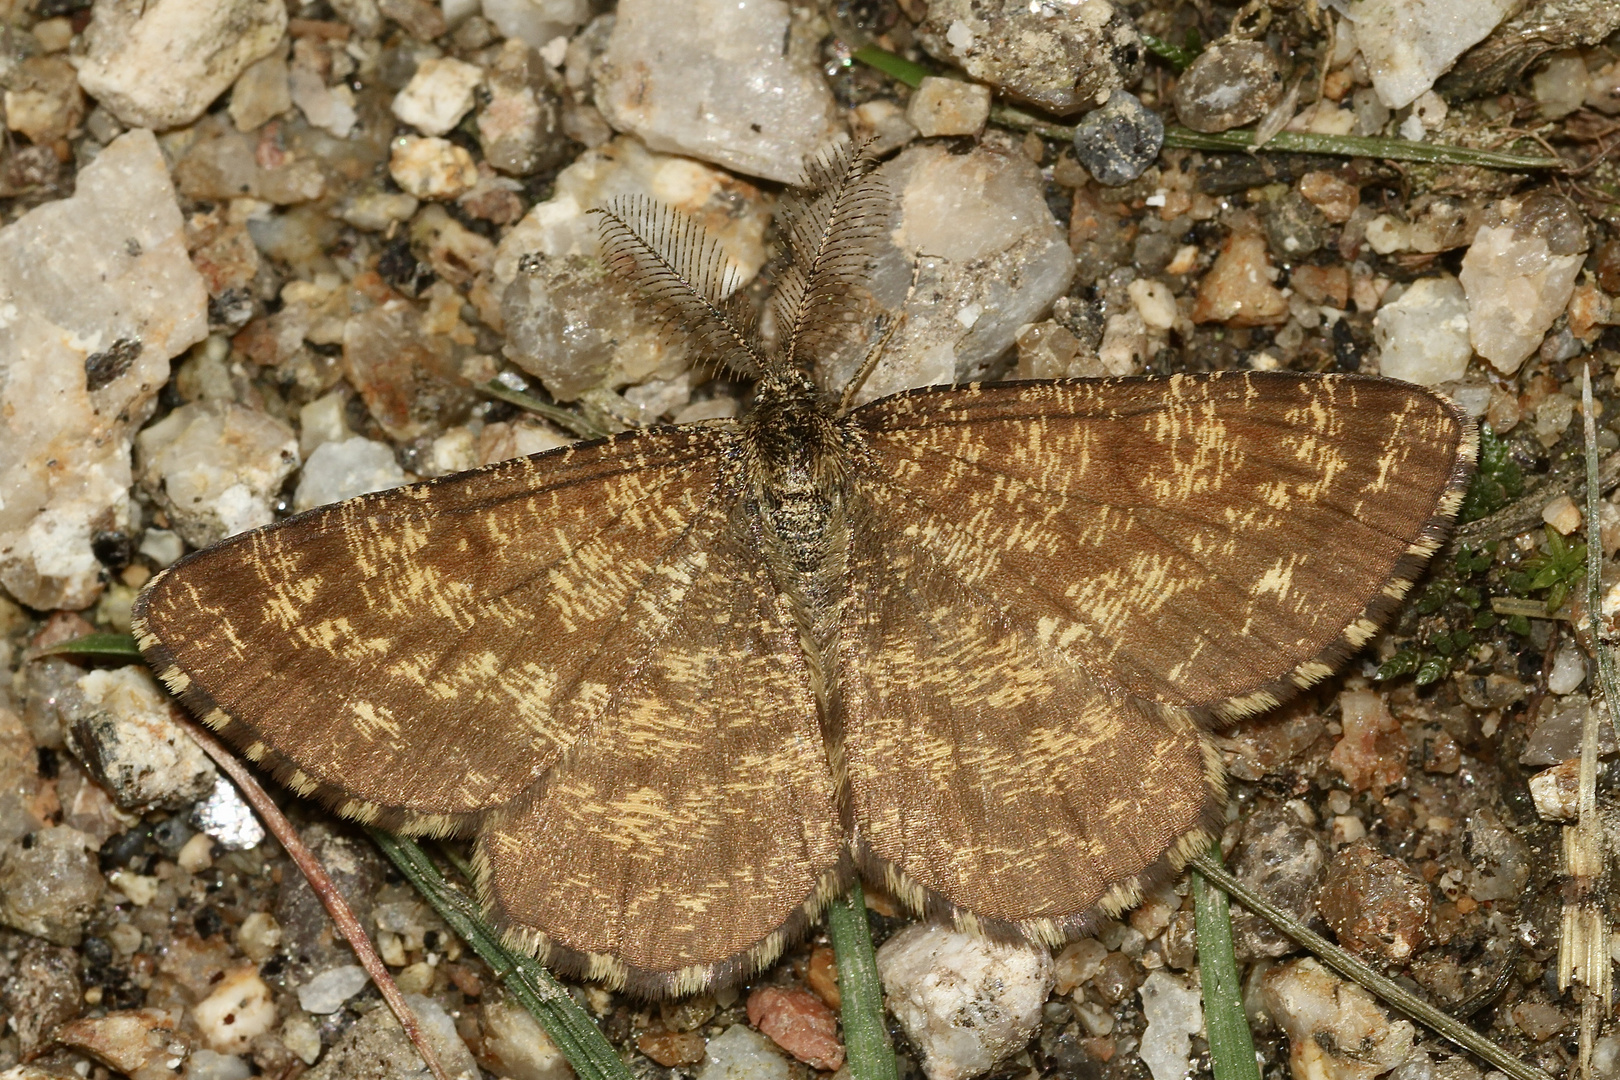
[[1171, 39, 1283, 133], [1071, 90, 1164, 186]]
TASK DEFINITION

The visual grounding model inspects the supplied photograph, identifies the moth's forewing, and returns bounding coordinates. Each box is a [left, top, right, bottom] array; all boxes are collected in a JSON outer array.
[[133, 427, 734, 832]]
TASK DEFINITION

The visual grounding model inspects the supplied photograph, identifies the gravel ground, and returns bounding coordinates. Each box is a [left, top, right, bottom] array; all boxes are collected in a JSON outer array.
[[2, 1, 1620, 1079]]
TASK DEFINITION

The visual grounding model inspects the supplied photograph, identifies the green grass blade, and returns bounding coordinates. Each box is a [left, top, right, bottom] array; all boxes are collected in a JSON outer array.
[[849, 45, 1564, 173], [368, 829, 634, 1080], [827, 881, 899, 1080], [1159, 126, 1564, 170], [1191, 848, 1260, 1080], [478, 380, 614, 441], [850, 45, 931, 89], [1187, 849, 1551, 1080], [32, 631, 143, 661], [1138, 31, 1199, 71]]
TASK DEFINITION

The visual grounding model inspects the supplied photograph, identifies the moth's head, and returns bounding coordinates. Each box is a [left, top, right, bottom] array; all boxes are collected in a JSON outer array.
[[590, 142, 900, 406]]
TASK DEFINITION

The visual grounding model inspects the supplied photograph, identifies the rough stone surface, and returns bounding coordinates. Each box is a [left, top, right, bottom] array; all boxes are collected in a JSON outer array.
[[1373, 277, 1472, 386], [1192, 228, 1287, 327], [0, 129, 207, 611], [295, 963, 370, 1014], [481, 992, 576, 1080], [912, 0, 1144, 115], [0, 824, 104, 945], [1, 941, 82, 1059], [906, 77, 990, 138], [850, 98, 918, 157], [1522, 692, 1616, 766], [1171, 39, 1283, 133], [1229, 801, 1327, 960], [393, 57, 486, 137], [77, 0, 288, 129], [482, 0, 591, 48], [0, 704, 48, 847], [1459, 195, 1588, 374], [390, 135, 482, 200], [135, 400, 300, 549], [186, 1050, 254, 1080], [1330, 688, 1410, 795], [639, 1029, 707, 1068], [229, 48, 291, 132], [847, 143, 1074, 406], [1348, 0, 1518, 109], [171, 114, 328, 206], [1316, 839, 1432, 963], [1462, 806, 1530, 902], [1138, 971, 1202, 1080], [290, 53, 359, 139], [293, 437, 408, 512], [304, 992, 479, 1080], [1547, 640, 1587, 694], [192, 774, 266, 850], [696, 1024, 794, 1080], [1262, 958, 1417, 1080], [61, 666, 216, 814], [479, 40, 570, 176], [1528, 757, 1580, 821], [5, 56, 87, 146], [1071, 90, 1163, 186], [876, 923, 1054, 1080], [746, 985, 844, 1071], [594, 0, 843, 184], [502, 255, 691, 404], [55, 1007, 188, 1076], [341, 300, 476, 441]]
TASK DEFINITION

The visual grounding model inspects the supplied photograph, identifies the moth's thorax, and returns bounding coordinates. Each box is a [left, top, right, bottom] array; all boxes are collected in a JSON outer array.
[[737, 368, 857, 638], [742, 368, 851, 499]]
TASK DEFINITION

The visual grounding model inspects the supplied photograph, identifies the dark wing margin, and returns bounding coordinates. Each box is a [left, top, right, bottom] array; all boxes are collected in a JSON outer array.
[[849, 370, 1477, 722], [132, 426, 731, 837]]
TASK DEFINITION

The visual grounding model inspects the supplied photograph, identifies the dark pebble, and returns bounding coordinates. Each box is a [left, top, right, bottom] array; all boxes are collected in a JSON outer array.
[[1316, 838, 1431, 964], [1091, 950, 1141, 1005], [1071, 90, 1164, 186]]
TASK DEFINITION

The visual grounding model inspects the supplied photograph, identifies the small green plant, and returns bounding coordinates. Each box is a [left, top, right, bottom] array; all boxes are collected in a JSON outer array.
[[1375, 545, 1494, 685], [1457, 425, 1524, 524], [1505, 524, 1587, 615], [1377, 629, 1475, 686], [1139, 28, 1202, 71]]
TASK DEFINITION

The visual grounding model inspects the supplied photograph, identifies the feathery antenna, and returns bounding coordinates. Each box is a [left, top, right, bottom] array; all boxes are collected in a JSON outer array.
[[772, 142, 896, 378], [595, 198, 766, 378]]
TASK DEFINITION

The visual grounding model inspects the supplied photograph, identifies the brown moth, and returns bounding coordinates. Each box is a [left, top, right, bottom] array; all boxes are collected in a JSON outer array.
[[132, 147, 1477, 997]]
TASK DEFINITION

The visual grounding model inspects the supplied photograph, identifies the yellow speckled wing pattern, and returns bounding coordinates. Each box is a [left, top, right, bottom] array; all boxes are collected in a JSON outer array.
[[851, 372, 1475, 717], [475, 522, 842, 996], [133, 427, 733, 833], [843, 371, 1473, 930], [131, 366, 1475, 996], [837, 513, 1220, 937], [133, 424, 845, 995]]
